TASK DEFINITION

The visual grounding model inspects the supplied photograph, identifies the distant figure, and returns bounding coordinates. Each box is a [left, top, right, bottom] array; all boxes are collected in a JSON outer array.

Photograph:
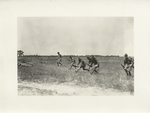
[[86, 55, 94, 70], [75, 56, 89, 73], [123, 53, 134, 76], [90, 56, 99, 74], [68, 56, 77, 69], [56, 52, 62, 67], [17, 50, 24, 57]]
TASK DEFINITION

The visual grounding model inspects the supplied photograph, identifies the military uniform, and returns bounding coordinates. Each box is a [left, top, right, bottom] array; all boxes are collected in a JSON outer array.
[[86, 56, 93, 67], [69, 56, 76, 69], [56, 52, 62, 66], [75, 57, 89, 73], [124, 54, 134, 75], [78, 60, 86, 69], [90, 56, 99, 74], [124, 57, 133, 71]]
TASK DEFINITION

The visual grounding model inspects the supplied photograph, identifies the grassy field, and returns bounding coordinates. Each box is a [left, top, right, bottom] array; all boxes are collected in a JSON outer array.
[[18, 56, 134, 95]]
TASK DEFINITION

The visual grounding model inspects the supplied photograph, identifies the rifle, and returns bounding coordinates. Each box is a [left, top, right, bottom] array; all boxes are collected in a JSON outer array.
[[121, 64, 129, 75], [121, 64, 125, 69]]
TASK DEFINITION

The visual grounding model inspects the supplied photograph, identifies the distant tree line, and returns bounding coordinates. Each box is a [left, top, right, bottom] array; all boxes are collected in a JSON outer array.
[[17, 51, 121, 57]]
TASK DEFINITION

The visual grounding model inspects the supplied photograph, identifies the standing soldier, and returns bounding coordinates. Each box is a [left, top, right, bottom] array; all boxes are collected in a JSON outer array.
[[75, 56, 89, 73], [68, 56, 77, 69], [122, 53, 134, 76], [56, 52, 62, 67], [90, 55, 99, 74]]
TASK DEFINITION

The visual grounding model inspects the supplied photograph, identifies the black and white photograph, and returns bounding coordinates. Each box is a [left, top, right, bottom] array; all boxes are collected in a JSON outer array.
[[1, 1, 150, 113], [18, 17, 134, 96]]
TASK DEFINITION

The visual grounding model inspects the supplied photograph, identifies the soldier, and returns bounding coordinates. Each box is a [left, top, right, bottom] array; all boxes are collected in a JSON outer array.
[[75, 56, 89, 73], [90, 55, 99, 74], [77, 56, 82, 65], [86, 55, 94, 70], [123, 53, 134, 76], [17, 50, 24, 57], [68, 56, 77, 69], [56, 52, 62, 67]]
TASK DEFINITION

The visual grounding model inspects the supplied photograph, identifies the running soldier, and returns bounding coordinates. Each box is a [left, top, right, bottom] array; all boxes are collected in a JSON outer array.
[[75, 56, 89, 73], [68, 56, 77, 69], [77, 56, 82, 65], [122, 53, 134, 76], [56, 52, 62, 67], [90, 56, 99, 74], [86, 55, 94, 70]]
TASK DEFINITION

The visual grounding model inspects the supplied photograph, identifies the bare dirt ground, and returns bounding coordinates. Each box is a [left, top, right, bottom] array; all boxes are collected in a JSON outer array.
[[18, 81, 132, 96]]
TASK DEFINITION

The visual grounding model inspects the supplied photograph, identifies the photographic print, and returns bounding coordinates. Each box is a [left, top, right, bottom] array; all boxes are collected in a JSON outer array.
[[17, 17, 134, 96]]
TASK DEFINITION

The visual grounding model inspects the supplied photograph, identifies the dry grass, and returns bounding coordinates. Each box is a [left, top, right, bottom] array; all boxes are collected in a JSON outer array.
[[18, 56, 134, 93]]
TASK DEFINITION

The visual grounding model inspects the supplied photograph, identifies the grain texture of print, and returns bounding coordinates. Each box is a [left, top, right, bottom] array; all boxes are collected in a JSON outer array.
[[18, 17, 134, 96]]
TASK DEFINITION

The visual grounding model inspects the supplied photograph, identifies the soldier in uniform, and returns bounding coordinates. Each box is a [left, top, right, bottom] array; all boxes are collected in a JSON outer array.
[[75, 56, 89, 73], [68, 56, 77, 69], [123, 53, 134, 76], [56, 52, 62, 67], [90, 55, 99, 74], [86, 55, 94, 70]]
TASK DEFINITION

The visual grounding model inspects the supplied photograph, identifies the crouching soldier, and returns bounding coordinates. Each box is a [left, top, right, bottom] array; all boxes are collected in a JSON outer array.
[[68, 56, 77, 69], [86, 55, 94, 70], [123, 53, 134, 76], [90, 55, 99, 74], [75, 56, 89, 73]]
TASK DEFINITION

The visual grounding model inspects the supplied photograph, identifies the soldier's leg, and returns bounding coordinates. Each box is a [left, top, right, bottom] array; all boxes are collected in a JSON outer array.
[[69, 64, 73, 70], [128, 71, 131, 76], [88, 63, 92, 70], [87, 62, 90, 69], [82, 66, 90, 71], [59, 59, 62, 65], [88, 62, 93, 70], [94, 65, 99, 73], [69, 62, 74, 69], [80, 62, 89, 71], [94, 70, 98, 73], [75, 66, 81, 73], [125, 70, 129, 75], [72, 64, 77, 69], [90, 66, 96, 74], [124, 64, 129, 75], [91, 64, 99, 74], [72, 62, 77, 69], [87, 65, 90, 71], [128, 64, 132, 76], [75, 63, 82, 73], [56, 60, 59, 67]]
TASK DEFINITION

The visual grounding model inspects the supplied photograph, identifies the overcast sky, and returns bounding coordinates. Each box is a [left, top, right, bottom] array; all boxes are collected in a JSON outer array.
[[17, 17, 134, 56]]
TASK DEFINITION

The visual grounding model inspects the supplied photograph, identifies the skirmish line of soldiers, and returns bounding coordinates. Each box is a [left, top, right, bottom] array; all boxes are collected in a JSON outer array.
[[18, 50, 134, 76], [56, 52, 134, 76]]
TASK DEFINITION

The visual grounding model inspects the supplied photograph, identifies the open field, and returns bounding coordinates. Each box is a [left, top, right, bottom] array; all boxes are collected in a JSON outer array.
[[18, 56, 134, 96]]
